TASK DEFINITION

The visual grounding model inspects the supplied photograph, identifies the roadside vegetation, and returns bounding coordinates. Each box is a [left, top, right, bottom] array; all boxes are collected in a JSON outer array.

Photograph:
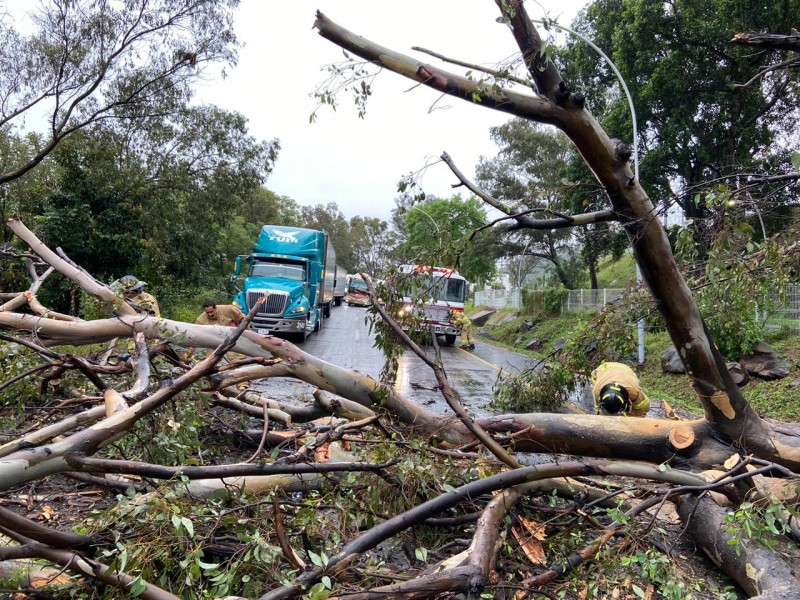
[[474, 252, 800, 423]]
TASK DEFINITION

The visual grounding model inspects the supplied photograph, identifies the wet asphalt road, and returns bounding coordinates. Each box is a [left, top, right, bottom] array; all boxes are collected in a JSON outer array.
[[255, 303, 562, 417]]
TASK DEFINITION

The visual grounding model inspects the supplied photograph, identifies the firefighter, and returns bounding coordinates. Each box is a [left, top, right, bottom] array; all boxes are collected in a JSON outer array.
[[114, 275, 160, 317], [195, 300, 245, 326], [590, 361, 649, 417], [451, 309, 475, 350]]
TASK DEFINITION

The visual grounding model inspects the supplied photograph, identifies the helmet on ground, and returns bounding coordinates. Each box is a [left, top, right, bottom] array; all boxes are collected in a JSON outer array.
[[116, 275, 146, 292], [598, 383, 630, 414]]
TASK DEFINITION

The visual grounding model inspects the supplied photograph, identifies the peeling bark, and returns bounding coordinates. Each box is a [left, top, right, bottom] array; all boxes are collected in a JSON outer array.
[[677, 494, 800, 597]]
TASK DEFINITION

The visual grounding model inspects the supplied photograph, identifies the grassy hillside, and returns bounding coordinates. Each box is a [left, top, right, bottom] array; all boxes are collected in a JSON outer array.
[[595, 252, 636, 288]]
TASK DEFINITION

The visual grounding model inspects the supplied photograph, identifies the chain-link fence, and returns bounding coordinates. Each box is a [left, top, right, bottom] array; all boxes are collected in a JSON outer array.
[[474, 288, 522, 310], [476, 285, 800, 331], [768, 284, 800, 335], [561, 289, 625, 313]]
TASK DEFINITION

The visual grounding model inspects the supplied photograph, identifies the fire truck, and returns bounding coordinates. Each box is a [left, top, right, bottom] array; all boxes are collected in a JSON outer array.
[[396, 265, 468, 345]]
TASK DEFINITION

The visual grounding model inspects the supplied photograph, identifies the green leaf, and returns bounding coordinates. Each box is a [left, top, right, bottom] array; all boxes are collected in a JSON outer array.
[[308, 550, 324, 567], [632, 584, 646, 598], [307, 582, 330, 600], [181, 517, 194, 538], [792, 151, 800, 171], [414, 547, 428, 562], [129, 576, 147, 597], [442, 484, 458, 493]]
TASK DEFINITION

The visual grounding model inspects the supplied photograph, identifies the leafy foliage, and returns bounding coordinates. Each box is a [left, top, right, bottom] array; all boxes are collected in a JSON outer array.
[[675, 198, 797, 360], [0, 0, 241, 186], [561, 0, 800, 223], [399, 194, 498, 284]]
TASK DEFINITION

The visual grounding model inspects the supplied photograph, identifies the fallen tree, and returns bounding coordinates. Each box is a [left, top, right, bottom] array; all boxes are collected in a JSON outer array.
[[1, 3, 799, 599], [1, 217, 798, 598]]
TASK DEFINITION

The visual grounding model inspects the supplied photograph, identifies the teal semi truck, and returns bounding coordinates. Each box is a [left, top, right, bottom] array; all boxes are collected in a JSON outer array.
[[232, 225, 336, 342]]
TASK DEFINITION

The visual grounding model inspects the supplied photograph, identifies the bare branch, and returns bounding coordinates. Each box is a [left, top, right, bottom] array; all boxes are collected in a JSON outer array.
[[440, 151, 616, 231], [412, 45, 532, 87]]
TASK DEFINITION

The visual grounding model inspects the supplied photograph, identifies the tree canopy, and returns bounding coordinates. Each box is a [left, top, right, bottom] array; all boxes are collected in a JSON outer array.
[[401, 194, 497, 284], [562, 0, 800, 224], [0, 0, 241, 185]]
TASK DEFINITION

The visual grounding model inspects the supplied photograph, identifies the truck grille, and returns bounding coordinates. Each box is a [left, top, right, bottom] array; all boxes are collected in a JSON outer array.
[[423, 307, 450, 322], [247, 290, 288, 316]]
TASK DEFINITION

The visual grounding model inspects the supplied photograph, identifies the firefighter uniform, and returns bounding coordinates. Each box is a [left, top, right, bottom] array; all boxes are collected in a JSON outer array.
[[451, 310, 475, 348], [129, 291, 160, 317], [590, 361, 649, 417], [195, 304, 245, 326]]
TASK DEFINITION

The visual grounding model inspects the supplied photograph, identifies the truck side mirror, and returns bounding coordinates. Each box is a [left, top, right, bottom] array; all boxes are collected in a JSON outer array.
[[233, 256, 243, 276]]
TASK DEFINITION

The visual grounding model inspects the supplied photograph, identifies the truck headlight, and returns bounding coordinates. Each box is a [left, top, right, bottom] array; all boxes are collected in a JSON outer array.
[[288, 305, 307, 315]]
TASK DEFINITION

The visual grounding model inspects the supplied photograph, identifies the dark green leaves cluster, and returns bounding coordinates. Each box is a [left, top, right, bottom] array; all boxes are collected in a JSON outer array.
[[561, 0, 800, 220]]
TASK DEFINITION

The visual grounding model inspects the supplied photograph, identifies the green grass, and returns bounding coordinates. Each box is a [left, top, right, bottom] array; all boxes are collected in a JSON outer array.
[[595, 252, 636, 288]]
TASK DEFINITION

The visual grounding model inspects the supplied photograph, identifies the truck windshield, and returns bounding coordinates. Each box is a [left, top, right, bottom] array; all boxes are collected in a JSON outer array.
[[348, 279, 368, 292], [433, 277, 466, 303], [251, 262, 305, 281]]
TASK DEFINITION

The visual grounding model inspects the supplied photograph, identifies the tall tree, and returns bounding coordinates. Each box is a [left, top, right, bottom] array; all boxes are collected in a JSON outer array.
[[562, 0, 800, 225], [402, 195, 497, 284], [34, 105, 279, 295], [476, 119, 591, 288], [299, 202, 353, 269], [0, 0, 240, 186], [348, 215, 399, 275]]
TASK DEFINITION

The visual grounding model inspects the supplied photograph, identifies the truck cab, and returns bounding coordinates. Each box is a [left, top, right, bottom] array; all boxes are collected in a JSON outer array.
[[396, 265, 467, 345], [232, 225, 335, 342]]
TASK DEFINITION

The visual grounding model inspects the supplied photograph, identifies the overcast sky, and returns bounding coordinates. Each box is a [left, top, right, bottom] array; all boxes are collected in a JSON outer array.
[[195, 1, 590, 221]]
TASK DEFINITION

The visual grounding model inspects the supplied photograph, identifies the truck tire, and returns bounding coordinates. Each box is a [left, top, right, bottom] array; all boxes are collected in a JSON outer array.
[[324, 302, 332, 318], [314, 314, 322, 332], [334, 297, 342, 307], [445, 334, 457, 346]]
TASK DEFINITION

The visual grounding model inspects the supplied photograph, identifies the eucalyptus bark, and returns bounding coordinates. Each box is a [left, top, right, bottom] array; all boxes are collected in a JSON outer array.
[[677, 494, 800, 598]]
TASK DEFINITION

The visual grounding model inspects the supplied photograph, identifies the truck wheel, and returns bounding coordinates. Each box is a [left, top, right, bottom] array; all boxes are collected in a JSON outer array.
[[334, 297, 342, 307], [324, 302, 331, 318], [314, 314, 322, 332], [445, 334, 457, 346]]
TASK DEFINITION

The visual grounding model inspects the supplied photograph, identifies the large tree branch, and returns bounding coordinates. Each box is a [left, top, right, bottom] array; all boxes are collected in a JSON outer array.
[[731, 30, 800, 52], [259, 460, 709, 600], [313, 12, 560, 125], [312, 5, 786, 462]]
